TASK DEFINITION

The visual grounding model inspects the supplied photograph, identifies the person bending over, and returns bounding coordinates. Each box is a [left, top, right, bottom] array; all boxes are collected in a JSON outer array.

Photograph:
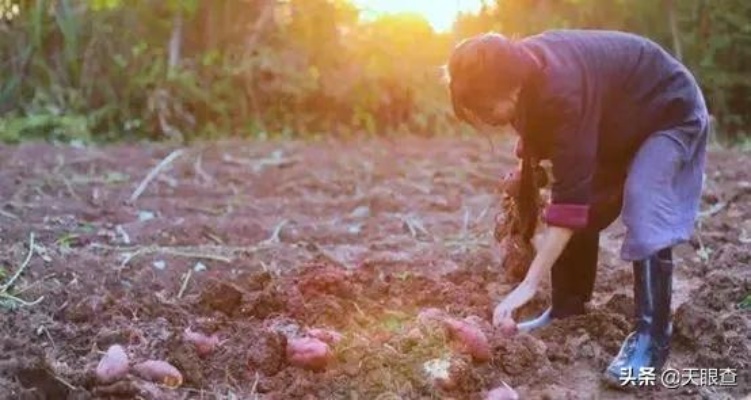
[[446, 29, 709, 385]]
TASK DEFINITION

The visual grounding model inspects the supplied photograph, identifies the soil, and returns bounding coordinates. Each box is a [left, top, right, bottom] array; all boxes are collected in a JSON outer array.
[[0, 135, 748, 399]]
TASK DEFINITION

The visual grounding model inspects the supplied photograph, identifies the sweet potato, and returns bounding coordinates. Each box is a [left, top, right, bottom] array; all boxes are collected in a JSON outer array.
[[444, 318, 491, 362], [286, 337, 331, 371], [305, 328, 343, 345], [133, 360, 183, 388], [486, 381, 520, 400], [96, 345, 129, 384], [183, 328, 220, 356], [497, 317, 518, 337]]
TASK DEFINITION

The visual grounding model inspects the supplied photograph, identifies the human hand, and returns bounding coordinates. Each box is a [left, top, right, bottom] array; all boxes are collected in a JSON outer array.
[[492, 280, 537, 326]]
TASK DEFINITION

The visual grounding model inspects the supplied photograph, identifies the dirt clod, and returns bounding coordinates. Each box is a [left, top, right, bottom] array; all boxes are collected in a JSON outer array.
[[239, 287, 286, 319], [247, 331, 286, 376], [66, 295, 111, 323], [199, 280, 243, 315], [169, 342, 205, 386]]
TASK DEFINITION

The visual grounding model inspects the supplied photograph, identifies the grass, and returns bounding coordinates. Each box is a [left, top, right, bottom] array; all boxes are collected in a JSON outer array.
[[740, 294, 751, 310], [0, 233, 45, 309]]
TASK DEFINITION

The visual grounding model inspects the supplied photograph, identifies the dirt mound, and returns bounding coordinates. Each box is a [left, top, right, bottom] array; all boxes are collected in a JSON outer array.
[[535, 310, 631, 367], [673, 244, 751, 397]]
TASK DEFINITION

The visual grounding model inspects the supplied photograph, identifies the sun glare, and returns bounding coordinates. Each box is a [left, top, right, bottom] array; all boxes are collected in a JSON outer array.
[[351, 0, 485, 32]]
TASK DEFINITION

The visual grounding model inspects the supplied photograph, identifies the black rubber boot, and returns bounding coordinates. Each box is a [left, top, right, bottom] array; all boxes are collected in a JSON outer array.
[[518, 229, 599, 332], [604, 247, 673, 387]]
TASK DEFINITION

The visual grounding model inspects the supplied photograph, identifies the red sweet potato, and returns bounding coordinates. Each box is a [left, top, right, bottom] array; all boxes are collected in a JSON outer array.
[[305, 328, 343, 345], [444, 318, 491, 362], [286, 337, 331, 371], [486, 381, 520, 400], [183, 328, 220, 356], [96, 345, 129, 384], [133, 360, 183, 388], [497, 317, 519, 337]]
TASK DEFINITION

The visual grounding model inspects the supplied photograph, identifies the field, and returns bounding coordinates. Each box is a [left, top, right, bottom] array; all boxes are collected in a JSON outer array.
[[0, 136, 748, 399]]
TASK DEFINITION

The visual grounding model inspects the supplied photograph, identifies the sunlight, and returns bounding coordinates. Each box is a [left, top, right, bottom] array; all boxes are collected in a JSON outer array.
[[0, 0, 20, 21], [351, 0, 485, 32]]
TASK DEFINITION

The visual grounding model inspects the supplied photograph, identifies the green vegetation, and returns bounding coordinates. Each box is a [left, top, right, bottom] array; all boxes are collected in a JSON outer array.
[[740, 294, 751, 310], [1, 0, 750, 143]]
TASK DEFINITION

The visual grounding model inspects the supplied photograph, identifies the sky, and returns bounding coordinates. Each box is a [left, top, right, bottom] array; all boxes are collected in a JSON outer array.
[[350, 0, 486, 32]]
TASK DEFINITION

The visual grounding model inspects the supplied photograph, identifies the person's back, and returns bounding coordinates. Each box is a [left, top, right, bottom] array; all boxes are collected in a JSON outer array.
[[518, 29, 707, 165]]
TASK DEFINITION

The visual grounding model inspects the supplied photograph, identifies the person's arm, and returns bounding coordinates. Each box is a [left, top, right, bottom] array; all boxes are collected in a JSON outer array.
[[493, 226, 572, 323], [523, 226, 573, 286]]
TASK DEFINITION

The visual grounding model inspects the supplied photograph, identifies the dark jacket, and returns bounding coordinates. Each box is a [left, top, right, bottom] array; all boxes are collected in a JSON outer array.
[[512, 29, 708, 230]]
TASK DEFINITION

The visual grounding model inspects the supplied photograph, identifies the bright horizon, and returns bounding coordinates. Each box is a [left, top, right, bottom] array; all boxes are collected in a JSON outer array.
[[351, 0, 486, 32]]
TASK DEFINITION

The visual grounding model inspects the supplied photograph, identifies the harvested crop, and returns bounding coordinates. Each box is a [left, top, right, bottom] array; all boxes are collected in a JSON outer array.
[[133, 360, 183, 388], [286, 337, 331, 371], [444, 318, 491, 362], [96, 344, 130, 384], [183, 328, 220, 356], [497, 317, 519, 337]]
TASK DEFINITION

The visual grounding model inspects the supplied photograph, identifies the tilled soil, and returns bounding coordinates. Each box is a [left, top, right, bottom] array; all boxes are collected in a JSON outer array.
[[0, 136, 748, 399]]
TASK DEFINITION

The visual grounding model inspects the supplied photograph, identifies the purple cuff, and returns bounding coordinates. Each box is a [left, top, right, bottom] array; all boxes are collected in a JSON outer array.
[[544, 204, 590, 229]]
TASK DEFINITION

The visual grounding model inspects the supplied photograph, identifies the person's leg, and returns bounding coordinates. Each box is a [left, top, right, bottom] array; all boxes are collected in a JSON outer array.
[[551, 228, 600, 316], [605, 118, 708, 386], [604, 247, 673, 385]]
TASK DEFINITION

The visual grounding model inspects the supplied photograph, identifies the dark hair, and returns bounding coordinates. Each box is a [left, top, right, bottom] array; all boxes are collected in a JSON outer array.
[[448, 34, 544, 241], [447, 33, 528, 124]]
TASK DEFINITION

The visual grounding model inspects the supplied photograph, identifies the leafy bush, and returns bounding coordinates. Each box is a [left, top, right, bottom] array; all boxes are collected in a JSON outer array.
[[0, 0, 464, 142], [1, 0, 749, 142]]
